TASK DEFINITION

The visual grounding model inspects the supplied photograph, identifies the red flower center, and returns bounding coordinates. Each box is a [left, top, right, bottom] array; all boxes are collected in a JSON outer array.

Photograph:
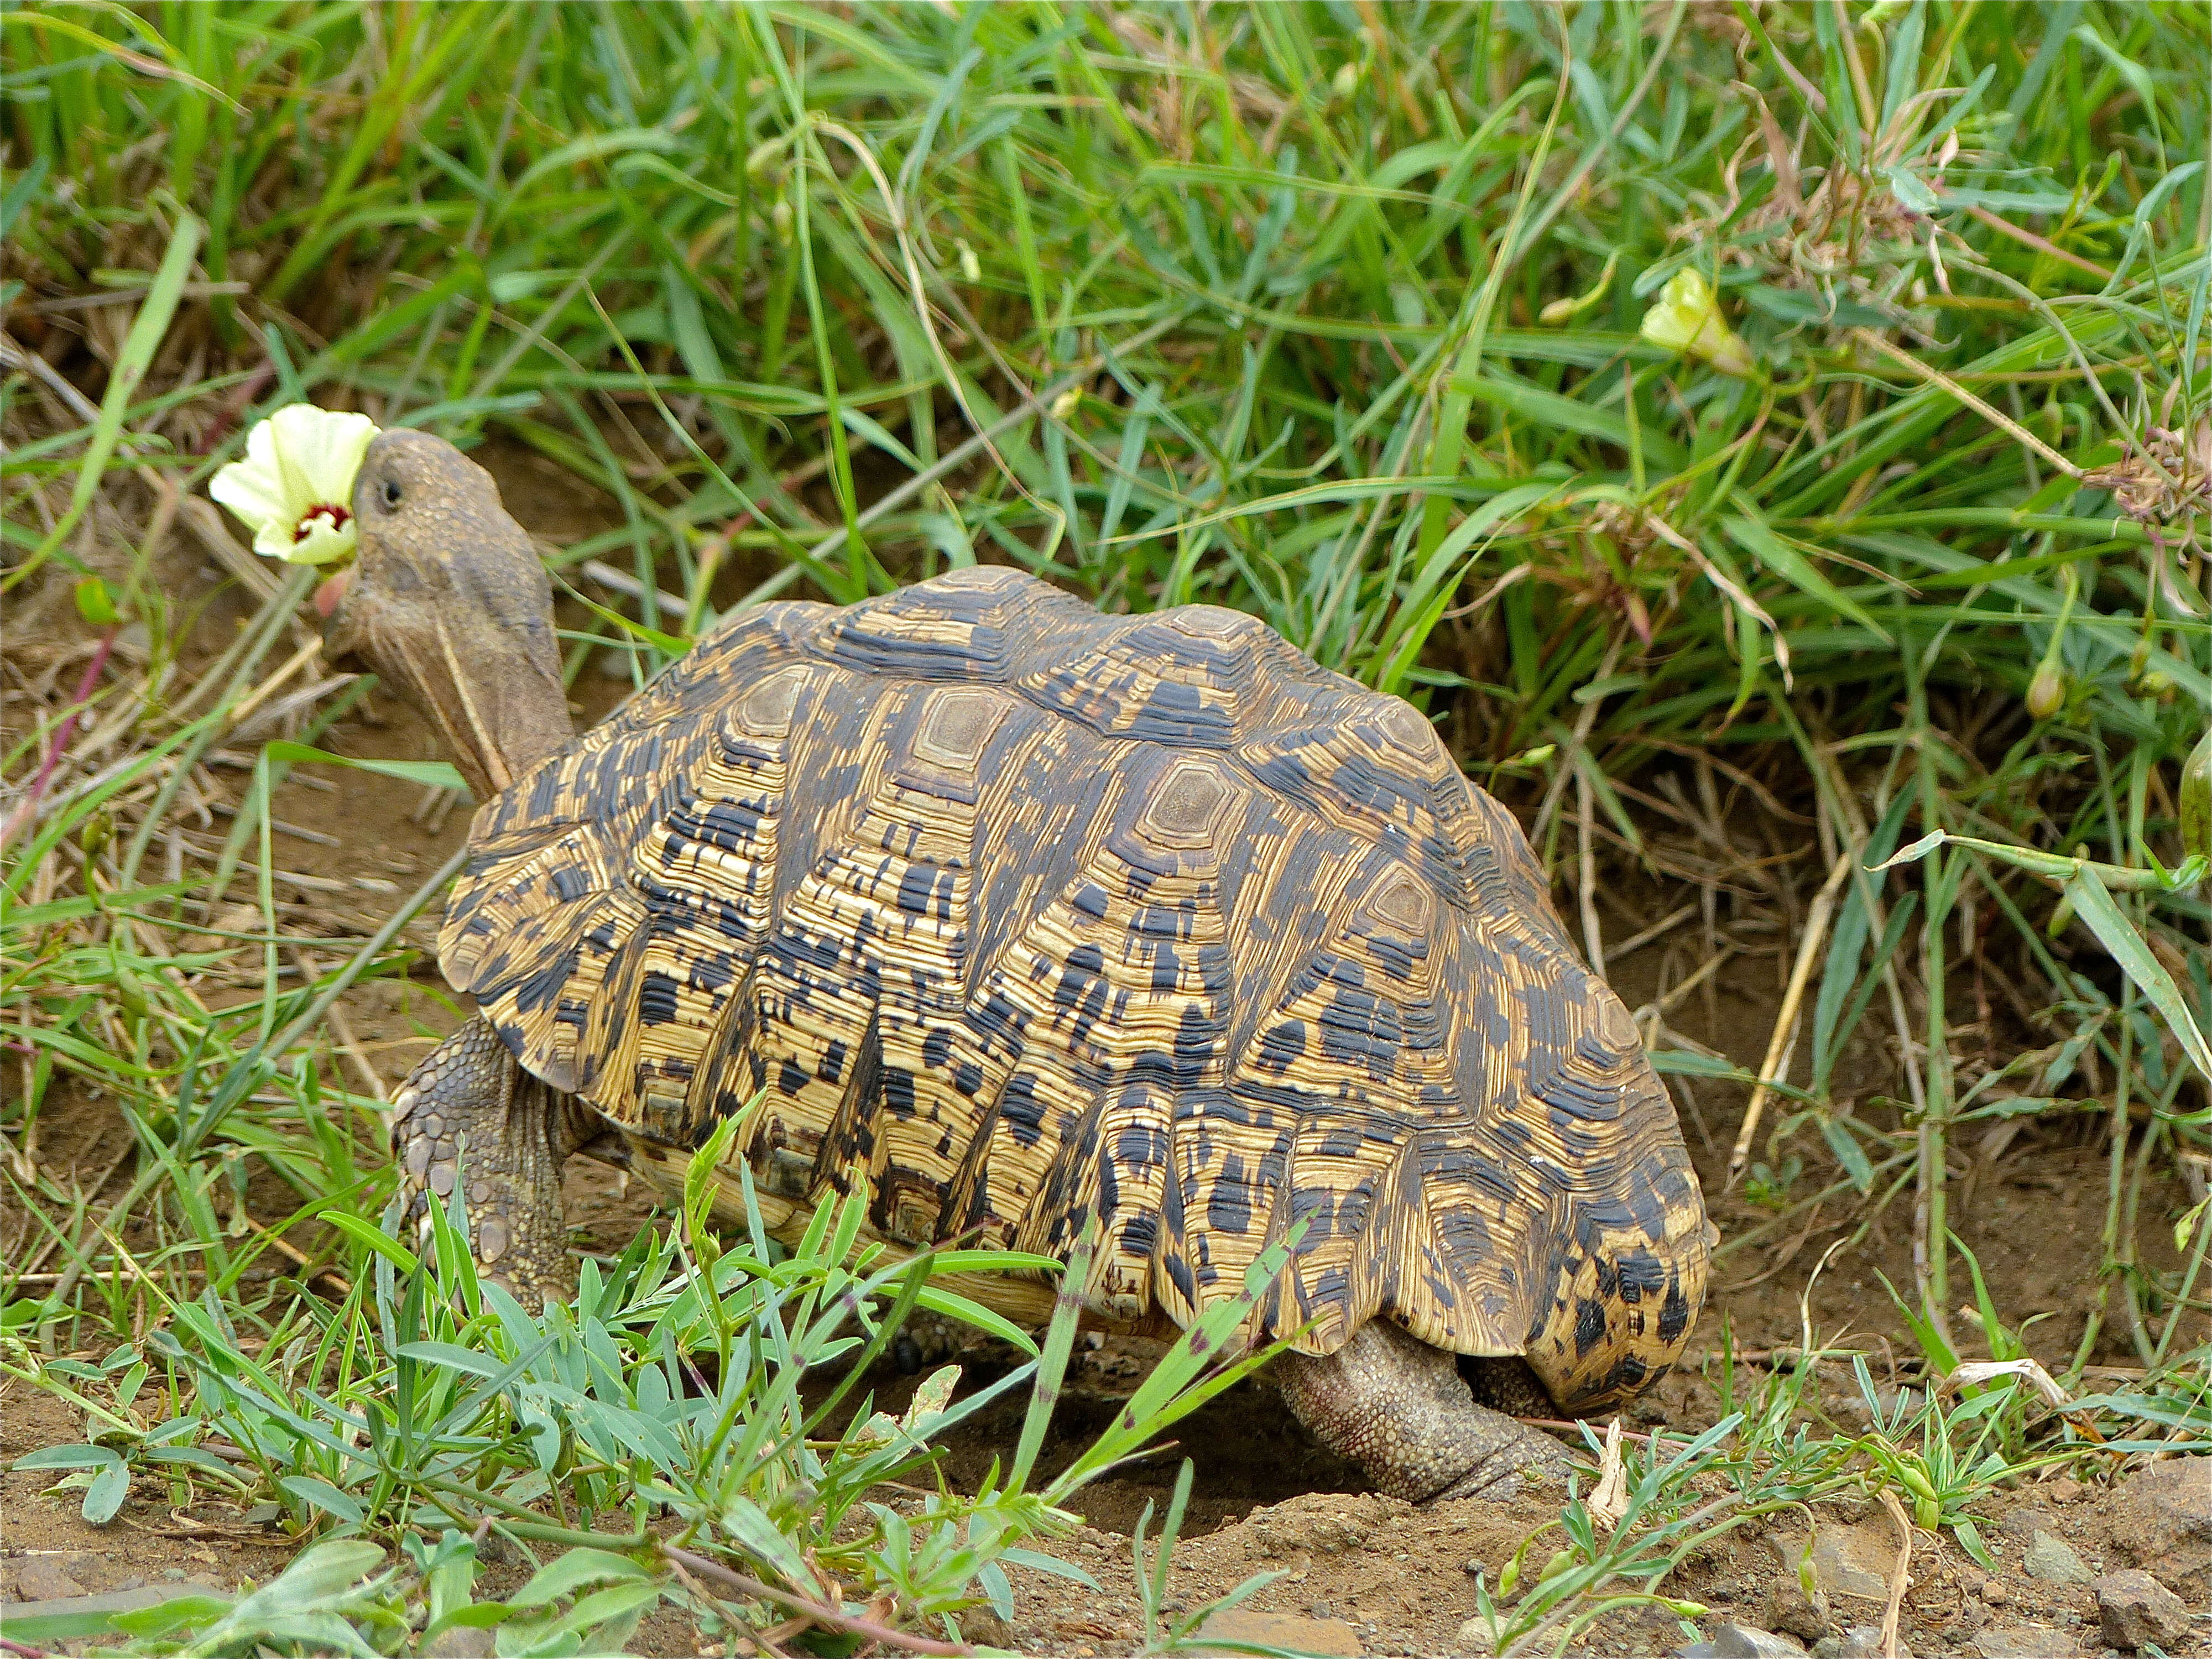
[[294, 503, 351, 542]]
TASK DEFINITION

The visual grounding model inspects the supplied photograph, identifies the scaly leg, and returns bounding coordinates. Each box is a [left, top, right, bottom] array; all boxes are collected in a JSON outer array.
[[1275, 1321, 1573, 1502], [390, 1015, 602, 1307]]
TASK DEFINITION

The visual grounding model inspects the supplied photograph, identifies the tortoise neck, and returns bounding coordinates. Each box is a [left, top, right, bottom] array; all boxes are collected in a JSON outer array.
[[419, 632, 573, 801], [445, 658, 573, 800]]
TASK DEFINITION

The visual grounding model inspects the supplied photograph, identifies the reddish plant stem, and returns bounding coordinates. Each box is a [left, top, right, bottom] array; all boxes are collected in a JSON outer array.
[[1, 622, 122, 854]]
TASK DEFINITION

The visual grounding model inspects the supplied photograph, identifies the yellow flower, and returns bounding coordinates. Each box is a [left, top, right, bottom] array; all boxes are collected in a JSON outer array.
[[1639, 269, 1754, 378], [210, 405, 380, 566]]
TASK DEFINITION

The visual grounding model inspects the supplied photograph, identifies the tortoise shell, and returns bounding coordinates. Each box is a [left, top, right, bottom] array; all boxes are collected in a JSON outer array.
[[438, 567, 1708, 1412]]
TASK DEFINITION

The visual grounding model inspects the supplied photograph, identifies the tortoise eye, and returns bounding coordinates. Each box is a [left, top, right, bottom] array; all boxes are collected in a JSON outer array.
[[379, 477, 403, 510]]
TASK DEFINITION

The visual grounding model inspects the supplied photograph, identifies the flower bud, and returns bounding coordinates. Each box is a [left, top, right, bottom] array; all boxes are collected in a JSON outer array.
[[1639, 269, 1754, 377], [2025, 661, 2065, 720], [1332, 61, 1360, 101]]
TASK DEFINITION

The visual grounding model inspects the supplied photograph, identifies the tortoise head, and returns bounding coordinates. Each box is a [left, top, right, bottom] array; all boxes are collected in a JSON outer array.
[[320, 429, 573, 801]]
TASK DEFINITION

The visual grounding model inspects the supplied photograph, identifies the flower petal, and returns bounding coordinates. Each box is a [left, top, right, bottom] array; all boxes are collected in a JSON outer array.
[[287, 516, 359, 567], [267, 405, 379, 505], [210, 405, 381, 562], [250, 519, 303, 561], [210, 460, 293, 538]]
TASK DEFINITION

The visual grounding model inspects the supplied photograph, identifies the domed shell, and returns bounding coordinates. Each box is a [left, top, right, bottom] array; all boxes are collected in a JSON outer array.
[[439, 567, 1708, 1411]]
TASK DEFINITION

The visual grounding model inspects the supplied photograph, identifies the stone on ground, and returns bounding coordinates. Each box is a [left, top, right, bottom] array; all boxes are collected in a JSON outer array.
[[1969, 1626, 2078, 1657], [2094, 1568, 2191, 1652], [2106, 1458, 2212, 1598], [1201, 1608, 1361, 1656], [1674, 1624, 1811, 1658], [1812, 1627, 1912, 1658], [2020, 1530, 2093, 1585], [1804, 1524, 1898, 1601]]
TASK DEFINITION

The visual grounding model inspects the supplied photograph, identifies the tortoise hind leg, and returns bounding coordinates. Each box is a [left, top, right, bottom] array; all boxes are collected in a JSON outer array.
[[1275, 1321, 1572, 1503], [391, 1015, 596, 1307]]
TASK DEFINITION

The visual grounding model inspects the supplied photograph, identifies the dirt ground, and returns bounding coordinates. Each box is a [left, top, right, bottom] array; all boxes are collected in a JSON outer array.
[[6, 442, 2209, 1658], [6, 1355, 2210, 1658]]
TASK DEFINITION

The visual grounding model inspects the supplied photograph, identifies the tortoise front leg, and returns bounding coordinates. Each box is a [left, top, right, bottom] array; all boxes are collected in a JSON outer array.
[[391, 1015, 597, 1307], [1275, 1320, 1573, 1502]]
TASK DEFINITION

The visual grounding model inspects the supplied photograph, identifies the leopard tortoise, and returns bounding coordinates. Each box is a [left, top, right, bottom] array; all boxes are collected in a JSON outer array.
[[322, 429, 1712, 1503]]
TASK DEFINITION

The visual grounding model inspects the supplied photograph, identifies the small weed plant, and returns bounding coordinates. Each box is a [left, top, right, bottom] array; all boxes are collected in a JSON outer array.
[[3, 1112, 1296, 1655]]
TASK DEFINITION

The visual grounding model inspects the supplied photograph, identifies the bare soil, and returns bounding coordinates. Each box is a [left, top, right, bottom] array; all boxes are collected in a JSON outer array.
[[6, 443, 2207, 1658]]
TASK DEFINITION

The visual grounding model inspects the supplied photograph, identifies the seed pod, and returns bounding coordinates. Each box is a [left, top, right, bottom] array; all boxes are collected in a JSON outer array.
[[2026, 661, 2065, 719], [114, 966, 151, 1024], [2182, 727, 2212, 864]]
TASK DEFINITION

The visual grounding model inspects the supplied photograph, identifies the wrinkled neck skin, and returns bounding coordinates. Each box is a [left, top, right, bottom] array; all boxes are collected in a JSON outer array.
[[321, 431, 574, 802], [383, 611, 572, 802]]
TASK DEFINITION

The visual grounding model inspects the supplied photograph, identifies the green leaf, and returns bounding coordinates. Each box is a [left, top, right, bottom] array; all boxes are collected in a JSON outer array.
[[322, 1211, 422, 1272], [1457, 371, 1691, 472], [109, 1594, 234, 1639], [422, 1604, 510, 1643], [2063, 865, 2212, 1086], [1009, 1228, 1095, 1494], [391, 1340, 510, 1378], [913, 1285, 1040, 1355], [6, 211, 201, 592], [2177, 1196, 2211, 1255], [714, 1497, 815, 1588], [277, 1474, 366, 1523], [1, 1592, 221, 1645], [1819, 1118, 1876, 1193], [82, 1455, 129, 1524], [1721, 515, 1892, 643], [508, 1547, 651, 1609], [1952, 1517, 1997, 1572], [11, 1444, 126, 1472], [74, 575, 120, 625], [262, 741, 468, 795]]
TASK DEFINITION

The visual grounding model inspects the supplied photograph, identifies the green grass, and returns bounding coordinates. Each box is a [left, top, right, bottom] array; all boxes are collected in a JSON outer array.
[[4, 2, 2210, 1653]]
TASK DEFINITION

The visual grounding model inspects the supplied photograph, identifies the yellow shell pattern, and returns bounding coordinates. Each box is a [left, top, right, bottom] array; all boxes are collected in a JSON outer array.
[[439, 567, 1709, 1412]]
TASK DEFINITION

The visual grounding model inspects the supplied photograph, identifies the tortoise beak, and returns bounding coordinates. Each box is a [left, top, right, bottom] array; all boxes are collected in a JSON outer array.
[[313, 568, 350, 619], [320, 430, 573, 801]]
